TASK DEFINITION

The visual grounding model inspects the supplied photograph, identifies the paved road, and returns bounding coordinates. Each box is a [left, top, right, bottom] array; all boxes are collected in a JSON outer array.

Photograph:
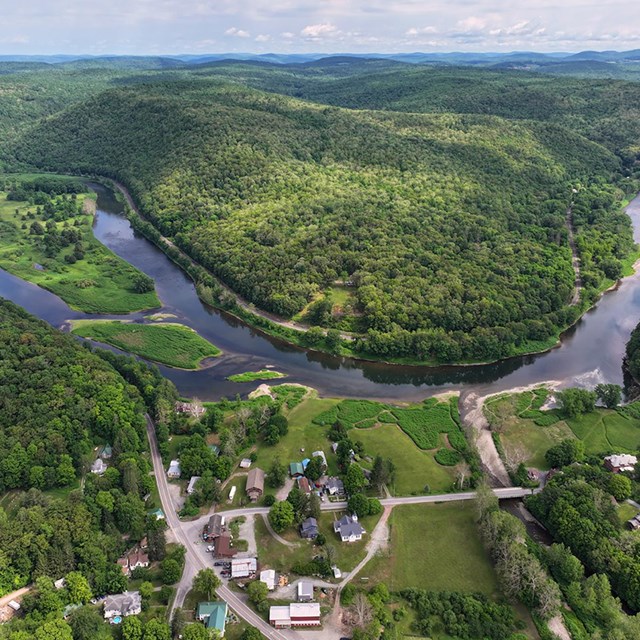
[[146, 416, 301, 640]]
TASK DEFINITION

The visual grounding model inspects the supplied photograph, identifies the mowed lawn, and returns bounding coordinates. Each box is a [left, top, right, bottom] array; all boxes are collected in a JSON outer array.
[[253, 398, 342, 476], [72, 320, 221, 369], [0, 187, 160, 313], [362, 503, 498, 594], [566, 410, 640, 453], [355, 425, 454, 494]]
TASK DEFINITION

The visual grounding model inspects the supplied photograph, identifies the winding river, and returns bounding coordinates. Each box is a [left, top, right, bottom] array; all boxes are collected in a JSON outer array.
[[1, 183, 640, 402]]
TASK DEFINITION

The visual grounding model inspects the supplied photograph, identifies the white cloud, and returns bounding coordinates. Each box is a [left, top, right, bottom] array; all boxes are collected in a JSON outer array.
[[301, 22, 339, 40], [406, 26, 437, 36], [455, 16, 487, 33], [224, 26, 251, 38], [255, 34, 271, 42]]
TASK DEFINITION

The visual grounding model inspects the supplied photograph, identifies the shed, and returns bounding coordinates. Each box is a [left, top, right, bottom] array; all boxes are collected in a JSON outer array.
[[297, 581, 314, 602], [187, 476, 201, 495], [246, 467, 265, 502], [289, 462, 304, 478], [260, 569, 276, 591]]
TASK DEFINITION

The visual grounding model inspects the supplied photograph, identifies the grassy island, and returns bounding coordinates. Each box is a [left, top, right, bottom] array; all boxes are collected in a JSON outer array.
[[71, 320, 221, 369], [227, 370, 287, 383], [0, 174, 160, 313]]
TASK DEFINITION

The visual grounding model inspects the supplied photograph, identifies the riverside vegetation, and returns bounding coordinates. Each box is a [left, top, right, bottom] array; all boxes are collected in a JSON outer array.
[[0, 174, 160, 313], [0, 60, 639, 364]]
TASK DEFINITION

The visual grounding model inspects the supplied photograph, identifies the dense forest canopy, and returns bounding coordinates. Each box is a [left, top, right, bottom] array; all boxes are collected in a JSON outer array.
[[1, 62, 640, 361]]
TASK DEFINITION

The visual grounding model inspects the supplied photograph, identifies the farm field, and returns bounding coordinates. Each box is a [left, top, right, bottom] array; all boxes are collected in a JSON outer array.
[[485, 390, 640, 470], [71, 320, 221, 368], [0, 181, 160, 313], [361, 503, 499, 594]]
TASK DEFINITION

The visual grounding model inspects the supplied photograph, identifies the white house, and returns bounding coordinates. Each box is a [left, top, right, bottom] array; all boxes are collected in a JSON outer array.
[[260, 569, 276, 591], [333, 514, 365, 542], [187, 476, 201, 494], [103, 591, 142, 619], [91, 458, 107, 475], [167, 460, 181, 479], [604, 454, 637, 473]]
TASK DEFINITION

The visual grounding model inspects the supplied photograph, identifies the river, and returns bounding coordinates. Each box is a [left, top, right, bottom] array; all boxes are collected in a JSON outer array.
[[1, 183, 640, 402]]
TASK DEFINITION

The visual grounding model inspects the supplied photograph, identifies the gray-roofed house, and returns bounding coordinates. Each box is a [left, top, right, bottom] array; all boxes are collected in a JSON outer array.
[[187, 476, 201, 495], [205, 514, 225, 541], [91, 458, 107, 476], [98, 444, 113, 459], [334, 514, 365, 542], [326, 477, 344, 496], [246, 468, 265, 502], [299, 517, 319, 539], [103, 591, 142, 619], [297, 581, 314, 602], [167, 460, 181, 479]]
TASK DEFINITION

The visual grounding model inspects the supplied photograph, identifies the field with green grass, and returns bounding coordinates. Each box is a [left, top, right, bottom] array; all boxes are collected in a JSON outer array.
[[361, 503, 498, 594], [227, 370, 287, 383], [0, 181, 160, 313], [485, 389, 640, 470], [254, 395, 463, 495], [71, 320, 221, 368]]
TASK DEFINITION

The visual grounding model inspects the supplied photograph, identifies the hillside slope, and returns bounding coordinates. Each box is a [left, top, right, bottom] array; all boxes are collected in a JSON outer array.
[[9, 78, 635, 362]]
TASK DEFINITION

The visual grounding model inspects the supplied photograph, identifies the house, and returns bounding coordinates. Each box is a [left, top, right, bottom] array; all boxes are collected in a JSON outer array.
[[239, 458, 252, 469], [187, 476, 201, 495], [246, 468, 265, 502], [196, 601, 227, 636], [326, 477, 345, 496], [63, 603, 81, 620], [332, 565, 342, 579], [297, 581, 314, 602], [117, 547, 150, 576], [167, 460, 181, 479], [7, 601, 20, 612], [91, 458, 107, 475], [103, 591, 142, 619], [230, 557, 257, 579], [301, 458, 311, 470], [604, 454, 637, 473], [98, 444, 113, 459], [260, 569, 276, 591], [149, 508, 165, 520], [297, 477, 312, 494], [289, 462, 304, 478], [315, 475, 329, 489], [215, 533, 237, 558], [175, 401, 206, 419], [334, 514, 365, 542], [117, 557, 129, 576], [300, 517, 319, 539], [628, 515, 640, 530], [269, 603, 321, 628], [204, 514, 225, 541], [311, 451, 327, 467]]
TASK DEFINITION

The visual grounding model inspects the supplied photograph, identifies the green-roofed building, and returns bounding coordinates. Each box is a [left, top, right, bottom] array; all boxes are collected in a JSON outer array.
[[209, 444, 220, 456], [197, 601, 227, 635], [289, 462, 304, 478]]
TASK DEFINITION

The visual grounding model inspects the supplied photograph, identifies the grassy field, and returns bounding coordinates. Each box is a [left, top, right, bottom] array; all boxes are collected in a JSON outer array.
[[0, 185, 160, 313], [71, 320, 221, 368], [361, 503, 498, 594], [486, 391, 640, 470], [227, 370, 287, 383], [253, 396, 460, 495]]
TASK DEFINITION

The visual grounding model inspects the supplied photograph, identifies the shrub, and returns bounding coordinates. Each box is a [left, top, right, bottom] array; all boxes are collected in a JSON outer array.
[[435, 448, 462, 466]]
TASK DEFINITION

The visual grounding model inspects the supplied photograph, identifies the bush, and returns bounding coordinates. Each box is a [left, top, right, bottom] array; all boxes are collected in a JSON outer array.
[[435, 448, 462, 466], [263, 494, 276, 507]]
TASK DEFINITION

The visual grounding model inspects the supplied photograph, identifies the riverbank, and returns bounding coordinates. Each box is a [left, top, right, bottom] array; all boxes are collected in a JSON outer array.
[[106, 176, 640, 370]]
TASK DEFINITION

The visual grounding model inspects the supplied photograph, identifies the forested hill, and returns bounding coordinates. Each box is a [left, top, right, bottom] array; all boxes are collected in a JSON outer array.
[[9, 77, 635, 362]]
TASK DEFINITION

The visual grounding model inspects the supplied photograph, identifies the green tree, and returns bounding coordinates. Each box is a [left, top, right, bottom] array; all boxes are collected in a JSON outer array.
[[344, 464, 367, 495], [609, 474, 632, 501], [545, 439, 584, 468], [65, 571, 92, 604], [304, 456, 326, 482], [557, 388, 597, 417], [182, 625, 210, 640], [171, 608, 186, 639], [267, 458, 286, 488], [240, 627, 264, 640], [132, 272, 155, 294], [139, 580, 154, 606], [247, 579, 269, 605], [348, 493, 370, 518], [142, 618, 171, 640], [35, 619, 73, 640], [268, 501, 295, 533], [193, 568, 221, 600], [121, 616, 143, 640], [595, 384, 622, 409], [68, 606, 108, 640], [161, 558, 182, 585]]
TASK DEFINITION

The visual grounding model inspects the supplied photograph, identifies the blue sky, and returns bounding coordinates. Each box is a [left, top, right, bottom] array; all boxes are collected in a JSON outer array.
[[2, 0, 639, 55]]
